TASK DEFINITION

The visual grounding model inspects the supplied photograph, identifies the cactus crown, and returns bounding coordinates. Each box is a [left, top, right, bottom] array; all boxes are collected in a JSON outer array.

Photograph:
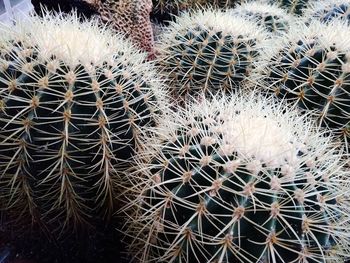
[[0, 11, 167, 230], [125, 93, 350, 263], [157, 8, 267, 98]]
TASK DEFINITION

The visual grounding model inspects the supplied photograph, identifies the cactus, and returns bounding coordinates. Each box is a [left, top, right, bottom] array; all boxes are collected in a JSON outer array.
[[265, 0, 309, 15], [0, 11, 166, 231], [157, 9, 267, 99], [152, 0, 239, 14], [229, 2, 294, 34], [253, 20, 350, 150], [303, 0, 350, 24], [125, 93, 350, 263]]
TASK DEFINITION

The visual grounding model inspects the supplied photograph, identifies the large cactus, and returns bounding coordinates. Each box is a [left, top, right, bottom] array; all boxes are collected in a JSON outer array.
[[125, 93, 350, 263], [157, 9, 267, 99], [253, 20, 350, 150], [0, 12, 166, 232]]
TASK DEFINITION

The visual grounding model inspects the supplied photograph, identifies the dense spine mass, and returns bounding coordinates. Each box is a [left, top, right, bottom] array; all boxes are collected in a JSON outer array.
[[266, 0, 310, 15], [303, 0, 350, 24], [125, 94, 350, 263]]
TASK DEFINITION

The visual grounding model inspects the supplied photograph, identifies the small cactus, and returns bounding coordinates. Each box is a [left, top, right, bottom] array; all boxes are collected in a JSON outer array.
[[253, 20, 350, 150], [156, 9, 267, 99], [229, 2, 294, 34], [303, 0, 350, 24], [125, 92, 350, 263], [0, 11, 166, 231]]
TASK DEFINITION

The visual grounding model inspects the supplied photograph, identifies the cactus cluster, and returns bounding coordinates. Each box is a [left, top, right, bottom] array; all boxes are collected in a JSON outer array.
[[254, 20, 350, 149], [125, 93, 350, 263], [0, 12, 166, 231], [229, 2, 294, 34], [2, 1, 350, 263], [157, 9, 266, 99], [303, 0, 350, 24]]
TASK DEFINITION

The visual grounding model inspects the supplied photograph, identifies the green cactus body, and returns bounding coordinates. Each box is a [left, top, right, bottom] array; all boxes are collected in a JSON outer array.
[[229, 2, 294, 34], [255, 21, 350, 148], [266, 0, 309, 15], [126, 94, 349, 263], [157, 9, 266, 99], [0, 13, 165, 230]]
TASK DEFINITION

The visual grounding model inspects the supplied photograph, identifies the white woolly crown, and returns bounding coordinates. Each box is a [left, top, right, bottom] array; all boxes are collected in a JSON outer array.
[[231, 1, 291, 17], [0, 11, 147, 69], [159, 8, 267, 45], [142, 92, 340, 171]]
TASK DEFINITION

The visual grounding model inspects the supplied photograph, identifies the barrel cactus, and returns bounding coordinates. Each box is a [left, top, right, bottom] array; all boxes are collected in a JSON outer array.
[[124, 93, 350, 262], [254, 20, 350, 150], [303, 0, 350, 24], [157, 9, 267, 99], [0, 11, 166, 231], [229, 2, 294, 34]]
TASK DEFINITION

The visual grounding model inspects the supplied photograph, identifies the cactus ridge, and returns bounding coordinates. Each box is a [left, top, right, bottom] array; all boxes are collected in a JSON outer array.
[[125, 93, 350, 263]]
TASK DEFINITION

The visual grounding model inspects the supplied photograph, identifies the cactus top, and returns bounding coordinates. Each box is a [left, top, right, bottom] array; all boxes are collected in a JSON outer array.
[[229, 2, 294, 33], [0, 11, 149, 68], [161, 8, 266, 41]]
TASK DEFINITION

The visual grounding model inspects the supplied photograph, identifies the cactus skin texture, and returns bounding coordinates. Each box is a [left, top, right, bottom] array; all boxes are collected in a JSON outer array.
[[255, 21, 350, 150], [229, 2, 294, 34], [266, 0, 309, 15], [303, 0, 350, 24], [157, 9, 266, 99], [0, 12, 165, 232], [125, 93, 350, 263]]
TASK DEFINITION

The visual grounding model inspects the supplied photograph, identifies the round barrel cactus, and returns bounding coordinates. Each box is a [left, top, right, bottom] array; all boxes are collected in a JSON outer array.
[[254, 20, 350, 150], [0, 12, 166, 231], [125, 93, 350, 263], [157, 9, 267, 99], [229, 2, 294, 34], [303, 0, 350, 24]]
